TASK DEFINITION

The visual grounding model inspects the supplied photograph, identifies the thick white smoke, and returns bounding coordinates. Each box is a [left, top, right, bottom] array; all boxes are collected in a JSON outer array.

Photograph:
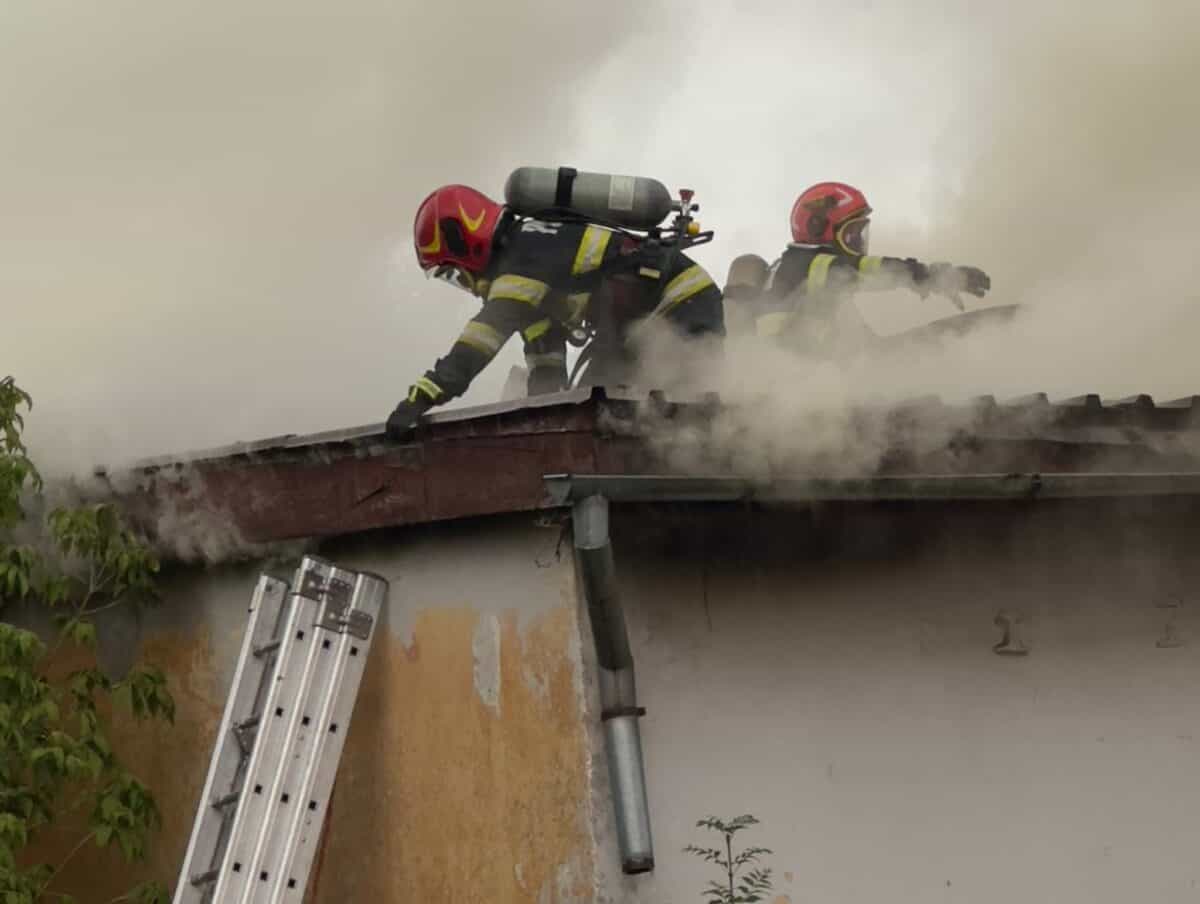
[[908, 0, 1200, 401], [624, 0, 1200, 474], [5, 0, 1198, 478], [1, 0, 679, 474]]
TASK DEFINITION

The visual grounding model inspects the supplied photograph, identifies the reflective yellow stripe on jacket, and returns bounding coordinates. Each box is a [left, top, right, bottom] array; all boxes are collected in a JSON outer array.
[[806, 254, 838, 291], [572, 225, 612, 275], [522, 318, 553, 342], [650, 264, 715, 318], [857, 256, 884, 275], [456, 320, 506, 357], [408, 376, 445, 403], [488, 274, 550, 306]]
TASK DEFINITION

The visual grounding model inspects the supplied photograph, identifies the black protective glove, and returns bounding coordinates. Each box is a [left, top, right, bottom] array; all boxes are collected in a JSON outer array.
[[927, 262, 991, 310], [385, 397, 431, 440], [964, 266, 991, 297], [931, 262, 991, 296], [903, 257, 931, 291], [948, 265, 990, 297]]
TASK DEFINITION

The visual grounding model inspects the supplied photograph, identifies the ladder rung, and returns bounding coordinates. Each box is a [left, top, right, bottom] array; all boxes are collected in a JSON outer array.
[[233, 715, 260, 753], [189, 868, 218, 887], [236, 714, 261, 730], [212, 790, 241, 810], [173, 558, 388, 904], [253, 639, 282, 657]]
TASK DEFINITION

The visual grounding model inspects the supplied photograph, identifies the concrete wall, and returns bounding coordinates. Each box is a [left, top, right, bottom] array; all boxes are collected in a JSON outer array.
[[605, 499, 1200, 904], [25, 497, 1200, 903]]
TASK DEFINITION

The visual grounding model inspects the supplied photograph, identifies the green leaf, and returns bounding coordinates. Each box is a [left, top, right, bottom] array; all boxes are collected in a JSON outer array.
[[99, 794, 121, 821], [687, 814, 773, 904], [110, 681, 132, 714], [0, 813, 29, 848], [0, 377, 170, 902], [124, 880, 169, 904], [30, 747, 66, 775], [68, 621, 97, 650]]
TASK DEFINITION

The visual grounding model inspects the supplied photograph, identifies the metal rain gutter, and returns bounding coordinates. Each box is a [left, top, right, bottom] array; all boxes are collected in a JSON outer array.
[[544, 471, 1200, 507], [572, 494, 654, 875]]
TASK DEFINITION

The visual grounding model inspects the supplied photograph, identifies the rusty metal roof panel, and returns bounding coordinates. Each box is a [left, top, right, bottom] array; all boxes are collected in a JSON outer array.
[[100, 385, 1200, 552], [115, 387, 604, 473], [111, 387, 1200, 475]]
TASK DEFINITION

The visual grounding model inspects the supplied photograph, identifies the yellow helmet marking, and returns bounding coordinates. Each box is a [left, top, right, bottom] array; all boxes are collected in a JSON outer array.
[[418, 221, 441, 255], [459, 204, 487, 233]]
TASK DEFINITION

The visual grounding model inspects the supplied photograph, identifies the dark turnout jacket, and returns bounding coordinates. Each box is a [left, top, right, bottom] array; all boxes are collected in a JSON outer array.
[[406, 218, 724, 405]]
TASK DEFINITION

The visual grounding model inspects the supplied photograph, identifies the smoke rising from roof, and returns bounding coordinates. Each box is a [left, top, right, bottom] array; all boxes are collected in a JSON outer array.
[[5, 1, 1198, 477], [904, 0, 1200, 401], [626, 0, 1200, 476], [2, 1, 668, 473]]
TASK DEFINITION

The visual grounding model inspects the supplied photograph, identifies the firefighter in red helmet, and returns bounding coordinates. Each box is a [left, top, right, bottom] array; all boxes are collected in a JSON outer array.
[[385, 183, 724, 439], [724, 181, 990, 350]]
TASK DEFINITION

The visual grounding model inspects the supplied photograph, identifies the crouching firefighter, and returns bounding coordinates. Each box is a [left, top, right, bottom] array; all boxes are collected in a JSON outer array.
[[385, 167, 724, 440], [725, 181, 991, 353]]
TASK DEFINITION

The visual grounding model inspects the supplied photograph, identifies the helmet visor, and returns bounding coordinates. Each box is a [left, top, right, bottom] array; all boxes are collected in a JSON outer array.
[[430, 263, 476, 294], [838, 217, 870, 255]]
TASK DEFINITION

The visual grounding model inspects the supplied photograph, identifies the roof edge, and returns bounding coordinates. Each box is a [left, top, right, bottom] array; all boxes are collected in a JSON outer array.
[[543, 471, 1200, 505]]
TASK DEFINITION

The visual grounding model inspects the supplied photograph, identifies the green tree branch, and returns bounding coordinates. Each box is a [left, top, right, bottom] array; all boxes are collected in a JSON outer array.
[[685, 814, 775, 904], [0, 376, 172, 903]]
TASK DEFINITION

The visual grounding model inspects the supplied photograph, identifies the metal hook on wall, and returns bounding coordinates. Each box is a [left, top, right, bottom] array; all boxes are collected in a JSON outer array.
[[993, 609, 1029, 656]]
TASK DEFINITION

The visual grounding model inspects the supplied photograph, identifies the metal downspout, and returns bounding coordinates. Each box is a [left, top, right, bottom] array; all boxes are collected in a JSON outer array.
[[572, 494, 654, 874]]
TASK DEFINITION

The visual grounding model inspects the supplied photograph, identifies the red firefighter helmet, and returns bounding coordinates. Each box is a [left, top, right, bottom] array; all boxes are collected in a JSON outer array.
[[790, 182, 872, 256], [413, 184, 505, 293]]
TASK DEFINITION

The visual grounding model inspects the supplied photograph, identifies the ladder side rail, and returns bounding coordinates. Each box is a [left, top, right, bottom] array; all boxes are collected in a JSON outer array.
[[173, 575, 290, 904], [270, 569, 389, 902], [201, 583, 293, 904], [215, 588, 322, 903], [232, 557, 342, 904], [250, 564, 349, 903]]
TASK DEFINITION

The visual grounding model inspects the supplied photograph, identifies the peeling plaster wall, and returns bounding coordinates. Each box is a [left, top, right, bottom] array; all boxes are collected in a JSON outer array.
[[22, 497, 1200, 903], [312, 517, 595, 904], [599, 500, 1200, 904], [24, 513, 597, 904]]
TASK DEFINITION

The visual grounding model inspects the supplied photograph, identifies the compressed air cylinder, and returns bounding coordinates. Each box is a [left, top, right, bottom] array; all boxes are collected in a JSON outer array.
[[504, 166, 673, 231], [724, 253, 769, 300]]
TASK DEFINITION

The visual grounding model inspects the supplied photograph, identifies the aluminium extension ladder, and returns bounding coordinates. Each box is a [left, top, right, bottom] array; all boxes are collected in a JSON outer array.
[[173, 556, 388, 904]]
